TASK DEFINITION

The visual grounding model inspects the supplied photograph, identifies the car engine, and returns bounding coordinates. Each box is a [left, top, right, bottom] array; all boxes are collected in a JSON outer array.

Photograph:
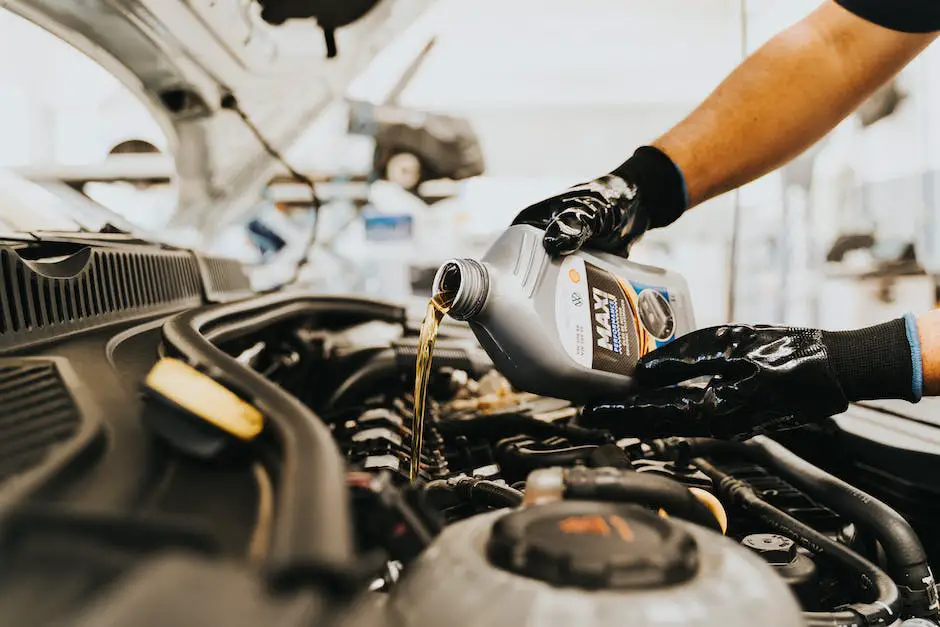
[[1, 239, 939, 627]]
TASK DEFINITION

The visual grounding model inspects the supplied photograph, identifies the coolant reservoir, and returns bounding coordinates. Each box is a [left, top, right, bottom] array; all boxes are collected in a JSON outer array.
[[385, 501, 805, 627], [432, 224, 695, 402]]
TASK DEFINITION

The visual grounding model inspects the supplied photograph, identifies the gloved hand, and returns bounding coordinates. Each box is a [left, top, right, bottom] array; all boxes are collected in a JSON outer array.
[[512, 146, 688, 257], [581, 317, 922, 439]]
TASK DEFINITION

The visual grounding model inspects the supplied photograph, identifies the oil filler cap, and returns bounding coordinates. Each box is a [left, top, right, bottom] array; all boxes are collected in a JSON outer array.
[[486, 501, 698, 589], [142, 358, 264, 459]]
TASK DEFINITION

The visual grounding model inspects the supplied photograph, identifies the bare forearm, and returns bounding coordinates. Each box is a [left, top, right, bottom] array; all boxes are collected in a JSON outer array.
[[917, 310, 940, 396], [653, 1, 936, 207]]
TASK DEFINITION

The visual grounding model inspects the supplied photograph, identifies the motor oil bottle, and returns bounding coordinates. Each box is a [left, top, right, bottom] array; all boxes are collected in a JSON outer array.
[[430, 224, 695, 403]]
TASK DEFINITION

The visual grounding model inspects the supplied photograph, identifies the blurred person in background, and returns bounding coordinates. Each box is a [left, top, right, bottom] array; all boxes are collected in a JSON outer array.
[[512, 1, 940, 439]]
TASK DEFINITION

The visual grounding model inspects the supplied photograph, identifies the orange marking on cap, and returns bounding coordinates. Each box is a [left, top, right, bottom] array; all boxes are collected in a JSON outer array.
[[608, 515, 635, 542], [558, 515, 611, 536]]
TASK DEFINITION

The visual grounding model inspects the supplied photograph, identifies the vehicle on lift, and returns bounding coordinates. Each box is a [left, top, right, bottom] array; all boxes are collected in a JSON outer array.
[[349, 100, 485, 193], [0, 2, 939, 626]]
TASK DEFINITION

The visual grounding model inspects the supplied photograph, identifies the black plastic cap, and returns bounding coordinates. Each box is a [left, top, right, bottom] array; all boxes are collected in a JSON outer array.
[[741, 534, 797, 565], [486, 501, 698, 589], [140, 389, 233, 459]]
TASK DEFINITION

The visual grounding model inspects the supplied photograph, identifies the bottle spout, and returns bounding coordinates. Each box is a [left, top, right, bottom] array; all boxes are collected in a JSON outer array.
[[432, 259, 490, 321]]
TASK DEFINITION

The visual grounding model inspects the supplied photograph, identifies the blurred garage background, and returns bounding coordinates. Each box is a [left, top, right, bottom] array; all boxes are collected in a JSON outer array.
[[1, 0, 937, 329]]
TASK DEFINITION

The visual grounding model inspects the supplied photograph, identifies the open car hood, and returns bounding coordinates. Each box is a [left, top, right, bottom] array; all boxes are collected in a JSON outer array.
[[6, 0, 433, 240]]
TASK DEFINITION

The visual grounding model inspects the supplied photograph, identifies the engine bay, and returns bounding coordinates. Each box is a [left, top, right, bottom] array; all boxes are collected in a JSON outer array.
[[1, 241, 939, 627]]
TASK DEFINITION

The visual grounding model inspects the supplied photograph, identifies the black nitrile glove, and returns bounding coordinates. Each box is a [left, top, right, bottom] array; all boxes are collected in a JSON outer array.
[[581, 318, 921, 440], [511, 146, 688, 257]]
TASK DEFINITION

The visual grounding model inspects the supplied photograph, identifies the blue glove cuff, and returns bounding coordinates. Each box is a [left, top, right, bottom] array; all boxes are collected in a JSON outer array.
[[674, 161, 690, 210], [903, 312, 924, 402]]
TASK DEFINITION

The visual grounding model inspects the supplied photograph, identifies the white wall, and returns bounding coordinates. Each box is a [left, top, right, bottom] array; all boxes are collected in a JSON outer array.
[[378, 0, 744, 180], [458, 104, 693, 179], [0, 9, 166, 167]]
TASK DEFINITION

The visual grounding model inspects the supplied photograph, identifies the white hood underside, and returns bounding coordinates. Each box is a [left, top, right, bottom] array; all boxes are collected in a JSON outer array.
[[6, 0, 434, 239]]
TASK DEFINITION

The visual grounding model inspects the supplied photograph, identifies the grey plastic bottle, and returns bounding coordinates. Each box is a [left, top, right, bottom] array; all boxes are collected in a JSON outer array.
[[432, 224, 695, 403]]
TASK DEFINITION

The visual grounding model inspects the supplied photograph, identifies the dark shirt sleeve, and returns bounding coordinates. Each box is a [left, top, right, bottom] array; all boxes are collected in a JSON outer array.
[[835, 0, 940, 33]]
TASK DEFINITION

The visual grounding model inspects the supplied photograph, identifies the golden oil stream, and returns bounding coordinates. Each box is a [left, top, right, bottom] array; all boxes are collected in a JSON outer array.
[[411, 292, 453, 483]]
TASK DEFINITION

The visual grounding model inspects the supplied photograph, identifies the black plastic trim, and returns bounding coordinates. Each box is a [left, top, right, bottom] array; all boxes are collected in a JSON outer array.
[[0, 245, 202, 353], [160, 293, 405, 588], [0, 358, 104, 510], [193, 253, 253, 303]]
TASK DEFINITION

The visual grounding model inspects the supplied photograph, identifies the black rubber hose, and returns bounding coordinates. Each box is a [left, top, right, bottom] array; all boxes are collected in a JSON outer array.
[[163, 294, 396, 589], [197, 293, 405, 344], [588, 443, 635, 469], [436, 412, 612, 445], [326, 345, 494, 410], [650, 437, 752, 464], [326, 349, 398, 409], [459, 479, 524, 509], [562, 467, 722, 533], [499, 444, 598, 474], [747, 435, 939, 620], [427, 478, 523, 509], [392, 342, 493, 376], [693, 457, 901, 627]]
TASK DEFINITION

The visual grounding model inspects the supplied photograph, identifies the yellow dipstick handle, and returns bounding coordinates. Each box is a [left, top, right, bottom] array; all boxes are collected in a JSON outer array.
[[658, 487, 729, 535], [689, 487, 728, 535], [145, 358, 264, 440]]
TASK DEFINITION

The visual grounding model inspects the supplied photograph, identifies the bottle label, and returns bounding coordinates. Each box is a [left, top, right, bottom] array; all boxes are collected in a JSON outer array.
[[555, 257, 677, 375]]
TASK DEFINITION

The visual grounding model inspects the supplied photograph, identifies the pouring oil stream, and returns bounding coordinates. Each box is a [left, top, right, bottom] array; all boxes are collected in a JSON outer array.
[[411, 292, 453, 483]]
